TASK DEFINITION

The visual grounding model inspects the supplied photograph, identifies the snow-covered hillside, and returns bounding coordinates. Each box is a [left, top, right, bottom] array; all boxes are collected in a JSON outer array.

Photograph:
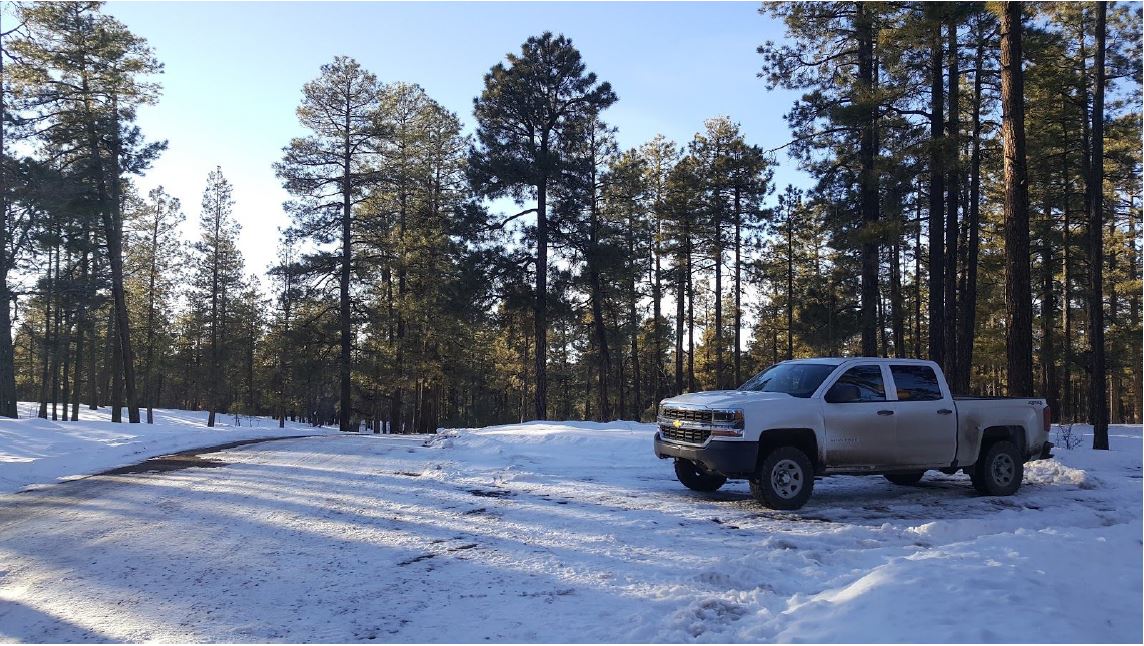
[[0, 402, 331, 494], [0, 416, 1140, 642]]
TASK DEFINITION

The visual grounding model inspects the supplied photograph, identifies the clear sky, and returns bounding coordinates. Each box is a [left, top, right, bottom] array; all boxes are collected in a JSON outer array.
[[106, 1, 809, 273]]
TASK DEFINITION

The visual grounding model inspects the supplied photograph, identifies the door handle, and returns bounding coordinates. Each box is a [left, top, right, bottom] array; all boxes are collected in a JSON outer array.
[[937, 409, 953, 415], [877, 410, 894, 416]]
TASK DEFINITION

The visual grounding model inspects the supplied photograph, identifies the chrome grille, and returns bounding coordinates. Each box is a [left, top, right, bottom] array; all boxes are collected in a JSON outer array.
[[659, 407, 712, 424], [659, 425, 711, 445]]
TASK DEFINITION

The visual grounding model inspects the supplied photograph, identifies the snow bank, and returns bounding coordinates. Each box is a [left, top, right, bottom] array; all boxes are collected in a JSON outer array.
[[0, 402, 331, 494]]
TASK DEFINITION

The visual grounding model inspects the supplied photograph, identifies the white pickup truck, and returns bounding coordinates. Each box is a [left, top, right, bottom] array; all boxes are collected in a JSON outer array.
[[654, 358, 1053, 510]]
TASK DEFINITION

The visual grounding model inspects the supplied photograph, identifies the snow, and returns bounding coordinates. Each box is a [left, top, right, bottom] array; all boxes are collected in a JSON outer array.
[[0, 416, 1140, 642], [0, 402, 332, 494]]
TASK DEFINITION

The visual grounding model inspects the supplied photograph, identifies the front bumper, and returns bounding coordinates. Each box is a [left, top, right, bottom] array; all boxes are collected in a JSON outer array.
[[653, 433, 759, 478]]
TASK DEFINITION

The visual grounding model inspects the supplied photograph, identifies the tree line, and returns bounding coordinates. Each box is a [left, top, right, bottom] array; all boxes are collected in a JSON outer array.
[[2, 2, 1140, 450]]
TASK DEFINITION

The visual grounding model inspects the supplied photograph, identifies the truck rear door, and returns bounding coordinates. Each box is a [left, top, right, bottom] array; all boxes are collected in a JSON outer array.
[[887, 363, 957, 468]]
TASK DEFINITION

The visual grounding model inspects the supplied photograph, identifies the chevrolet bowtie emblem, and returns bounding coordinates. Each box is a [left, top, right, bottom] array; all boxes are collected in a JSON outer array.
[[673, 420, 682, 428]]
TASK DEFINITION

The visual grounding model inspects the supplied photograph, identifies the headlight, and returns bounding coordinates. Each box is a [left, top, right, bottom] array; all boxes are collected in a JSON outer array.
[[709, 408, 745, 436]]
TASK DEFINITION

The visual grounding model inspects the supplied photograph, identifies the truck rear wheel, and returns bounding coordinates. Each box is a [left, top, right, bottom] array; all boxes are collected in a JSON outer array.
[[673, 459, 727, 492], [884, 471, 925, 486], [749, 446, 814, 510], [970, 440, 1023, 496]]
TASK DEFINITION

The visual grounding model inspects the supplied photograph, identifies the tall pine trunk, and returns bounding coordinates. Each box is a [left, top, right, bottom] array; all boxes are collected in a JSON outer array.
[[999, 1, 1034, 397], [0, 43, 14, 419], [534, 176, 548, 419], [928, 18, 946, 366], [338, 126, 353, 432], [955, 28, 985, 395], [733, 187, 743, 385], [944, 16, 960, 384], [1088, 2, 1108, 449], [857, 4, 879, 357]]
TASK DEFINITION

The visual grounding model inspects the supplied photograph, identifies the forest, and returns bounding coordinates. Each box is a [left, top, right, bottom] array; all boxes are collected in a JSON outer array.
[[1, 2, 1140, 451]]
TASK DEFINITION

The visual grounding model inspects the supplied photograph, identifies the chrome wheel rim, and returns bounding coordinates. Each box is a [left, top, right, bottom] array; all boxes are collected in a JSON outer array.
[[770, 459, 804, 499], [992, 453, 1015, 486]]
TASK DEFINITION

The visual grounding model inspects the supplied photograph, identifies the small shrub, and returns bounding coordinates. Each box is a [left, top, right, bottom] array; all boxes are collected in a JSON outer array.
[[1054, 424, 1084, 450]]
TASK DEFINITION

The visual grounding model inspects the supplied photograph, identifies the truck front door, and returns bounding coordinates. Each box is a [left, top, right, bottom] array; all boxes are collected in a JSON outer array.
[[820, 363, 898, 469]]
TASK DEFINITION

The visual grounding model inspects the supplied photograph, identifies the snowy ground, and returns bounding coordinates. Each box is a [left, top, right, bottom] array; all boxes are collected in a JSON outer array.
[[0, 402, 331, 494], [0, 416, 1140, 643]]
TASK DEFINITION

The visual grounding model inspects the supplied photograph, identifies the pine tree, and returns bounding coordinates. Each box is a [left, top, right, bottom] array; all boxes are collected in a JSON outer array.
[[469, 32, 616, 420], [192, 167, 243, 427], [275, 56, 380, 433], [9, 1, 165, 423], [125, 185, 184, 423]]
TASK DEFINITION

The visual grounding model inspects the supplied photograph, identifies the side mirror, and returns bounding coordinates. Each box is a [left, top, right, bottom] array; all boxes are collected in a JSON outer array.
[[826, 382, 861, 403]]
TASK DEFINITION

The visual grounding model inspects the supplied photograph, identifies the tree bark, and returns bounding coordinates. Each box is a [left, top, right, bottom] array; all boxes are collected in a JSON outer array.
[[944, 15, 961, 384], [1088, 2, 1108, 449], [338, 119, 354, 432], [858, 4, 879, 357], [928, 18, 946, 367], [999, 1, 1034, 397], [955, 27, 985, 395], [534, 177, 548, 419], [1040, 198, 1060, 421], [733, 186, 743, 385]]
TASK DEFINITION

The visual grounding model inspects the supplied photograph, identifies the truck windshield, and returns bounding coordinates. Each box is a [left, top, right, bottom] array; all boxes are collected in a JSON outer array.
[[738, 363, 839, 398]]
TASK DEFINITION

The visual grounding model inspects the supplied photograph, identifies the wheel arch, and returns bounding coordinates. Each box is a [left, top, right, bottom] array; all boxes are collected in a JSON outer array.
[[977, 425, 1027, 462], [758, 428, 821, 473]]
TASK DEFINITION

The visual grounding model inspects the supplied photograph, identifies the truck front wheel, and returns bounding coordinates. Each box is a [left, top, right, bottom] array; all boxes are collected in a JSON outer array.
[[970, 440, 1023, 496], [673, 459, 727, 492], [750, 446, 814, 510]]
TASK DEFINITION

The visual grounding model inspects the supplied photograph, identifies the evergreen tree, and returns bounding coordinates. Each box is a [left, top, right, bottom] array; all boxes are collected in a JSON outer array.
[[469, 32, 616, 420], [275, 56, 381, 433]]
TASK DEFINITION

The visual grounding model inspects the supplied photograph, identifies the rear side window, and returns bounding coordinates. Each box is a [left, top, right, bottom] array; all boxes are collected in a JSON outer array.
[[890, 365, 943, 401], [829, 365, 886, 402]]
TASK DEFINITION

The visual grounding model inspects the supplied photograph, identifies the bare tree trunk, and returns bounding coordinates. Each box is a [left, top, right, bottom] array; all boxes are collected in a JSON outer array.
[[105, 100, 140, 423], [590, 270, 611, 421], [786, 203, 794, 361], [1061, 105, 1075, 420], [999, 1, 1034, 397], [713, 195, 724, 389], [534, 173, 549, 420], [686, 218, 695, 392], [653, 212, 665, 401], [0, 36, 15, 419], [914, 180, 923, 358], [928, 17, 946, 366], [734, 187, 743, 385], [674, 261, 684, 395], [858, 3, 879, 356], [956, 27, 985, 395], [1041, 198, 1061, 420], [1088, 2, 1108, 449], [944, 15, 961, 384], [891, 236, 904, 358]]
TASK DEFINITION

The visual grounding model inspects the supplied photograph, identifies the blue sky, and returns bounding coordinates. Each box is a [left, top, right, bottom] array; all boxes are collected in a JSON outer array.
[[107, 1, 809, 273]]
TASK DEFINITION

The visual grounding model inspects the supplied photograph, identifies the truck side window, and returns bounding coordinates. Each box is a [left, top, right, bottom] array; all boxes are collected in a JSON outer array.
[[825, 365, 886, 402], [890, 365, 943, 401]]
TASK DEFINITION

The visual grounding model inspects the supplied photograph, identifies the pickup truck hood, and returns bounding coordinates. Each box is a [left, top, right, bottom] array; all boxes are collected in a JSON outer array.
[[662, 390, 792, 409]]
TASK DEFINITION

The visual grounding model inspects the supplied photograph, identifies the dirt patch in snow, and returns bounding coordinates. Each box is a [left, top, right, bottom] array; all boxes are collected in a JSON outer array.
[[98, 436, 317, 475]]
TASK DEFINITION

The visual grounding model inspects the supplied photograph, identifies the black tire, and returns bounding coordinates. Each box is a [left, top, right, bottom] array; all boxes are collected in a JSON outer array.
[[884, 471, 925, 486], [970, 440, 1023, 496], [673, 459, 727, 492], [749, 446, 814, 510]]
